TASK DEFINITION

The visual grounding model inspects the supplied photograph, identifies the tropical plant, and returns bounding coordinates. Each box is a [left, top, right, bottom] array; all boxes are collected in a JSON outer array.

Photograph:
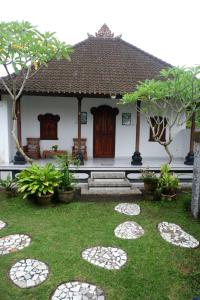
[[16, 163, 62, 199], [156, 164, 179, 197], [141, 169, 158, 184], [122, 66, 200, 164], [52, 145, 58, 151], [0, 174, 14, 191], [56, 152, 79, 191], [0, 21, 73, 163]]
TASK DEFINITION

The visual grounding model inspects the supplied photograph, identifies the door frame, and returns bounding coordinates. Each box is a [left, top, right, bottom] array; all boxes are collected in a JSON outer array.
[[91, 105, 119, 158]]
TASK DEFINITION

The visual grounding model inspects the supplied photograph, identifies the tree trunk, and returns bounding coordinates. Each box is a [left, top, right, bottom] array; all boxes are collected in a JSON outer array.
[[163, 144, 173, 164], [12, 99, 33, 164]]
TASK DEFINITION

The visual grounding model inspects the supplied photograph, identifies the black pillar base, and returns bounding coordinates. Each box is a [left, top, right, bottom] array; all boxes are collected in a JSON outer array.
[[13, 151, 26, 165], [184, 151, 194, 165], [76, 150, 84, 165], [131, 151, 142, 165]]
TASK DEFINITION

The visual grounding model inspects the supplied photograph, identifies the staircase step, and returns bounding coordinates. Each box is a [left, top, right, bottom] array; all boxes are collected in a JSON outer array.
[[81, 187, 141, 195], [88, 178, 131, 188], [91, 172, 125, 179]]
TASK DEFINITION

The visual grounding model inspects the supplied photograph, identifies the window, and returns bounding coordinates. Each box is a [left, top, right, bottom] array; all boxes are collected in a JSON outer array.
[[149, 116, 167, 142], [38, 113, 60, 140]]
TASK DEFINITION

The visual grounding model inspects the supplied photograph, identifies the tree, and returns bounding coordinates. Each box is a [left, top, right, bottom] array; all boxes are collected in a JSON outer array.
[[122, 66, 200, 164], [0, 21, 73, 163]]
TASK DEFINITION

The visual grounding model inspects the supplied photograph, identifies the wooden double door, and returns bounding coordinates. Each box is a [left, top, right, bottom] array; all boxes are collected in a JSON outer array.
[[91, 105, 119, 158]]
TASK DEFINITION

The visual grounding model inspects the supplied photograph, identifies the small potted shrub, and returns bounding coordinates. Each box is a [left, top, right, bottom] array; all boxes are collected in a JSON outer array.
[[156, 164, 179, 201], [52, 145, 58, 152], [141, 169, 158, 193], [16, 163, 62, 205], [0, 174, 15, 197], [56, 152, 79, 203]]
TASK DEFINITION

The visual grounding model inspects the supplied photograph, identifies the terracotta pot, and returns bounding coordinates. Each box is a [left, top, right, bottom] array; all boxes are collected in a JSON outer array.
[[37, 194, 53, 205], [161, 193, 177, 201], [58, 189, 74, 203]]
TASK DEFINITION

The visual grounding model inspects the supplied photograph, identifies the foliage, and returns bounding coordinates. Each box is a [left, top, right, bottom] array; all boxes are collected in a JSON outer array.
[[0, 21, 73, 163], [140, 169, 158, 184], [52, 145, 58, 151], [16, 163, 62, 199], [156, 164, 179, 196], [122, 66, 200, 164], [0, 174, 14, 191], [56, 152, 79, 191]]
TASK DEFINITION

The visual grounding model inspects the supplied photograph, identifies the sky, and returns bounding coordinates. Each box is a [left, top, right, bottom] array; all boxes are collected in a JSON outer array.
[[0, 0, 200, 67]]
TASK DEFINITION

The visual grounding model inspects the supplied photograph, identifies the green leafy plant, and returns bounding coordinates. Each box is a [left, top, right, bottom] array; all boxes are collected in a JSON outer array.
[[141, 169, 158, 184], [56, 152, 79, 191], [16, 163, 62, 199], [0, 174, 14, 191], [0, 21, 73, 163], [52, 145, 58, 151], [156, 164, 179, 198]]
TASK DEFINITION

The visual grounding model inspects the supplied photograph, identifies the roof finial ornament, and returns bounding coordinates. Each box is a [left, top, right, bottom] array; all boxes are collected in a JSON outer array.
[[87, 24, 122, 39]]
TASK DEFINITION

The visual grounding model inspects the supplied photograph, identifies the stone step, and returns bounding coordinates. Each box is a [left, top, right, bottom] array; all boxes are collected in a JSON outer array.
[[88, 178, 131, 188], [81, 187, 142, 195], [91, 172, 125, 179]]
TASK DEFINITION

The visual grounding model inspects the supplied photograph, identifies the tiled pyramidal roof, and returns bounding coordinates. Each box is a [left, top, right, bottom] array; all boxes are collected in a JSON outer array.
[[0, 24, 171, 96]]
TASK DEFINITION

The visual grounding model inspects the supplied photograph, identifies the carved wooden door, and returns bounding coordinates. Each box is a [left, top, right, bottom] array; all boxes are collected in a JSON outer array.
[[91, 105, 119, 158]]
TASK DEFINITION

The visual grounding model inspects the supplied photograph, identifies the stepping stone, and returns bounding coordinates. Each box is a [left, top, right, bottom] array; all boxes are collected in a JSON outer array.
[[0, 220, 6, 230], [158, 221, 199, 248], [114, 221, 144, 239], [51, 281, 105, 300], [114, 203, 140, 216], [9, 259, 49, 288], [0, 234, 31, 255], [82, 246, 127, 270]]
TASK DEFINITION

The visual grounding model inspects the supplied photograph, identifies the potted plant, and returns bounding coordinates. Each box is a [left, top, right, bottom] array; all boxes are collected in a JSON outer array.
[[56, 152, 79, 203], [0, 174, 15, 197], [141, 169, 158, 193], [16, 163, 62, 205], [156, 164, 179, 201], [52, 145, 58, 152]]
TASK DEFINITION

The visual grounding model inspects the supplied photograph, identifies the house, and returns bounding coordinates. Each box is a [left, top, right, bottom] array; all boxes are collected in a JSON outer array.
[[0, 25, 193, 167]]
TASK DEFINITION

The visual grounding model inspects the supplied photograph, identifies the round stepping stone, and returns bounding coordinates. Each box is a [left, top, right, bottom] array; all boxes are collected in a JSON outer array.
[[114, 221, 144, 239], [82, 246, 127, 270], [9, 259, 49, 288], [0, 220, 6, 230], [158, 221, 199, 248], [51, 281, 105, 300], [114, 203, 140, 216], [0, 234, 31, 255]]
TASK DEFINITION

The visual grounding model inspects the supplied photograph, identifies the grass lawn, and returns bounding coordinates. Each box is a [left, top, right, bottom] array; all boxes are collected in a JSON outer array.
[[0, 193, 200, 300]]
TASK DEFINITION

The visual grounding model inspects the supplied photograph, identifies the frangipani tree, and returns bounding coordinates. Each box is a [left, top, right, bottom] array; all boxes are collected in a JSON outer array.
[[0, 21, 73, 163], [122, 66, 200, 164]]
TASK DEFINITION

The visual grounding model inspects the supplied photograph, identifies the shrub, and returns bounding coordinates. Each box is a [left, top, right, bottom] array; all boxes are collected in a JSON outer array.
[[0, 174, 14, 192], [16, 163, 62, 199]]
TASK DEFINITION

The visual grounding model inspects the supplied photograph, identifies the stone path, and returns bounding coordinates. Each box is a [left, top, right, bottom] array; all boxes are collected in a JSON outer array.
[[9, 259, 49, 288], [114, 221, 144, 240], [51, 281, 105, 300], [82, 246, 127, 270], [114, 203, 140, 215], [0, 220, 6, 230], [0, 234, 31, 255], [158, 221, 199, 248]]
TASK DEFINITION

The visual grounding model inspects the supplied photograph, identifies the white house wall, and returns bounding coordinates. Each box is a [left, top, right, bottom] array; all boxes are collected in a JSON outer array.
[[0, 96, 11, 163], [19, 95, 190, 160]]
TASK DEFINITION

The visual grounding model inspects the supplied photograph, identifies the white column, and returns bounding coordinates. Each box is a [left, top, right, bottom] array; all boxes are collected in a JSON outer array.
[[0, 97, 10, 164]]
